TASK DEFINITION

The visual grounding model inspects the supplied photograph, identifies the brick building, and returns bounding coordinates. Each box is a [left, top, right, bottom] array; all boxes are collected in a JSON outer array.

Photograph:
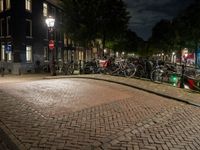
[[0, 0, 64, 74]]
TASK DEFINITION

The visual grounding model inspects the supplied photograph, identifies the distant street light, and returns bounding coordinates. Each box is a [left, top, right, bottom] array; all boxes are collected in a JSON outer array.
[[162, 53, 164, 61], [172, 52, 175, 64], [45, 16, 56, 76], [184, 53, 188, 65]]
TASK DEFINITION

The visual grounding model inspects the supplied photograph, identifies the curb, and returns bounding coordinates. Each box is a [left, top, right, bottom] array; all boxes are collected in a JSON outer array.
[[0, 121, 26, 150]]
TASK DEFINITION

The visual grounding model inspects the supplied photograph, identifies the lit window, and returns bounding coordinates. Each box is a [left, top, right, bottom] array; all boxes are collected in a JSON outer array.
[[64, 33, 67, 46], [64, 50, 67, 62], [6, 16, 11, 36], [25, 0, 32, 11], [43, 3, 48, 16], [5, 0, 10, 10], [26, 46, 32, 62], [44, 47, 48, 61], [0, 0, 3, 12], [5, 44, 12, 61], [26, 19, 32, 37], [78, 51, 83, 60], [7, 51, 12, 61], [1, 44, 5, 61]]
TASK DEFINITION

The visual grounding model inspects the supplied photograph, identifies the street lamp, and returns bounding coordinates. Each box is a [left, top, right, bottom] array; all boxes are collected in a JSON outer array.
[[103, 49, 107, 57], [45, 16, 56, 76], [161, 53, 164, 61], [172, 52, 175, 64], [184, 53, 188, 65]]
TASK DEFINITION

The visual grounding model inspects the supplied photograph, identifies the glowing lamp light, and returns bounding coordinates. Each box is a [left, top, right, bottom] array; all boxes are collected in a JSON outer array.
[[169, 74, 179, 86], [184, 53, 188, 58], [45, 16, 55, 28]]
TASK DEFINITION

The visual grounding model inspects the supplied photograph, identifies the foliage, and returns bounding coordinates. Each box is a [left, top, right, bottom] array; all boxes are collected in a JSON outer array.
[[61, 0, 130, 48], [173, 1, 200, 51], [148, 19, 176, 55], [106, 29, 144, 53], [148, 1, 200, 55]]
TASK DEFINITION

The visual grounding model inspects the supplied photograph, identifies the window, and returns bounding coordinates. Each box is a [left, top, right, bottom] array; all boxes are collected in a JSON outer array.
[[5, 0, 10, 10], [44, 47, 48, 61], [6, 16, 11, 36], [58, 47, 61, 60], [58, 10, 63, 24], [64, 50, 67, 62], [26, 46, 32, 62], [43, 3, 48, 16], [78, 51, 83, 60], [0, 19, 4, 36], [1, 44, 5, 61], [7, 51, 11, 61], [26, 19, 32, 37], [25, 0, 32, 12], [6, 44, 12, 61], [64, 33, 67, 46], [45, 28, 48, 39], [58, 31, 62, 41], [0, 0, 3, 12], [51, 7, 55, 16], [57, 31, 61, 41]]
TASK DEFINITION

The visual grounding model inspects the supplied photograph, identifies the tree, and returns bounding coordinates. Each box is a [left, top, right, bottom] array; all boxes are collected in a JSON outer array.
[[106, 29, 144, 54], [173, 1, 200, 64], [61, 0, 130, 49], [96, 0, 130, 49], [148, 19, 176, 55], [61, 0, 98, 47]]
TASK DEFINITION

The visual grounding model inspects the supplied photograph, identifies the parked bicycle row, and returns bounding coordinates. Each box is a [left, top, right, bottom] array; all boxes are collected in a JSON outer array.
[[35, 57, 200, 91], [80, 57, 200, 91]]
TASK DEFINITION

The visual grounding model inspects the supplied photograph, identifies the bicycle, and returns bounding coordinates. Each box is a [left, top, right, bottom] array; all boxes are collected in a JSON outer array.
[[62, 61, 74, 75], [150, 62, 177, 84]]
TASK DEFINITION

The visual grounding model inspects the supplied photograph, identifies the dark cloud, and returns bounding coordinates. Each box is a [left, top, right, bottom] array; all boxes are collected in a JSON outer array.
[[124, 0, 195, 40]]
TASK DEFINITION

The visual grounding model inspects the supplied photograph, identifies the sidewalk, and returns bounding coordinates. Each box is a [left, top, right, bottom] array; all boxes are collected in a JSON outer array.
[[45, 74, 200, 107]]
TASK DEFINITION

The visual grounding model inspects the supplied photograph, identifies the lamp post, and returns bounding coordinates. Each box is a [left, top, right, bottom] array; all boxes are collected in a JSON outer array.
[[45, 16, 56, 76]]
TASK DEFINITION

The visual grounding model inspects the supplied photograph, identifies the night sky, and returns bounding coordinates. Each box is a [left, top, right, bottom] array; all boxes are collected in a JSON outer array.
[[124, 0, 195, 41]]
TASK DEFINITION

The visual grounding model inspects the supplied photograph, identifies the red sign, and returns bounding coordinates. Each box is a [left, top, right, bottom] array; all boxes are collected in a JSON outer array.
[[49, 40, 55, 50]]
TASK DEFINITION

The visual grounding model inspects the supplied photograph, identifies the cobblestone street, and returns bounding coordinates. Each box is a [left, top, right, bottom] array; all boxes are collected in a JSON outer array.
[[0, 75, 200, 149]]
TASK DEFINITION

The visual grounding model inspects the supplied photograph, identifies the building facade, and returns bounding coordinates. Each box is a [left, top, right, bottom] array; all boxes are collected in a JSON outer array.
[[0, 0, 64, 74]]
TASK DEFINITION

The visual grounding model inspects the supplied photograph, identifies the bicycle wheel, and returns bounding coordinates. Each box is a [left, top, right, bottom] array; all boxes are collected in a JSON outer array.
[[126, 63, 137, 77], [67, 65, 74, 75], [150, 69, 163, 83], [134, 65, 145, 78]]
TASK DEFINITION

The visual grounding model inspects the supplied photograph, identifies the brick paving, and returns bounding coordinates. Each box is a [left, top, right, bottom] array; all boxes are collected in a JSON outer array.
[[0, 75, 200, 149], [0, 136, 10, 150], [59, 74, 200, 106]]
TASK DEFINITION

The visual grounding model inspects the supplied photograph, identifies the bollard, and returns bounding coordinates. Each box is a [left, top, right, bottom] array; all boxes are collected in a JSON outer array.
[[180, 64, 185, 88]]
